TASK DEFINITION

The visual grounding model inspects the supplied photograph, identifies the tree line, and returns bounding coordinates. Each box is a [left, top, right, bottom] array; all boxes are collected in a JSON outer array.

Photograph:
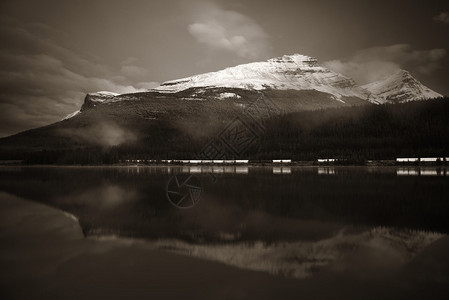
[[21, 97, 449, 164]]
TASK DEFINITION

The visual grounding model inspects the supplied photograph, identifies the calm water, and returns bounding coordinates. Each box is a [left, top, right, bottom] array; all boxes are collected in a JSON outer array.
[[1, 166, 449, 281]]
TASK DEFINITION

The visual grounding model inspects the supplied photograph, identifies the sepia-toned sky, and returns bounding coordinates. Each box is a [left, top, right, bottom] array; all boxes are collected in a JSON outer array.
[[1, 0, 448, 137]]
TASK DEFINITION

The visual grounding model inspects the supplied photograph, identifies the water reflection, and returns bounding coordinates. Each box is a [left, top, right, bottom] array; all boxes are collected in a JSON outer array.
[[212, 167, 224, 174], [151, 227, 443, 279], [397, 167, 447, 176], [318, 167, 336, 175], [122, 166, 448, 177], [189, 166, 202, 173], [273, 167, 291, 174], [397, 168, 419, 176], [236, 167, 248, 174], [177, 166, 249, 174], [0, 166, 448, 282]]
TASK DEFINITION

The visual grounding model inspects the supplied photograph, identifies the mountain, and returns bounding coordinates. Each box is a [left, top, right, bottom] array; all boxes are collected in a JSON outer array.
[[362, 70, 442, 104], [0, 53, 445, 163], [56, 54, 384, 134], [56, 54, 444, 124], [155, 54, 373, 103]]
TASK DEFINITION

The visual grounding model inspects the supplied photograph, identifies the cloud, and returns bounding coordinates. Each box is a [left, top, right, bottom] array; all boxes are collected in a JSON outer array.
[[324, 44, 446, 84], [434, 12, 449, 24], [119, 57, 152, 81], [188, 4, 270, 59], [120, 65, 149, 79], [0, 18, 159, 137]]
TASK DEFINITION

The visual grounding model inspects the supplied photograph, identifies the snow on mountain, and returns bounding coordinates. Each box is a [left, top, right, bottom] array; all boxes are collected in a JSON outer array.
[[362, 70, 442, 104], [217, 92, 242, 100], [74, 56, 442, 114], [79, 91, 123, 111], [88, 91, 121, 102], [62, 110, 81, 120], [154, 54, 373, 102]]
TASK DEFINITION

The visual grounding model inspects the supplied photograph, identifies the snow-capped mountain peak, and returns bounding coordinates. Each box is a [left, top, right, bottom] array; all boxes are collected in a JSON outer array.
[[77, 56, 441, 110], [362, 70, 442, 103], [154, 54, 371, 102]]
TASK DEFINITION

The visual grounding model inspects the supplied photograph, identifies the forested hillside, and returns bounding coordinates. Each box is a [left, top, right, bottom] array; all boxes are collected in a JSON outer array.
[[1, 98, 448, 164]]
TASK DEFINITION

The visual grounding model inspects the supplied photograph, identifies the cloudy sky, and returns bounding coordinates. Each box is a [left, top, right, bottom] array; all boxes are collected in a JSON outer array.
[[1, 0, 448, 137]]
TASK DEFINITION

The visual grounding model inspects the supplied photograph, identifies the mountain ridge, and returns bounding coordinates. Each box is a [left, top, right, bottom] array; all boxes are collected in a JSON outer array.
[[153, 54, 374, 103], [362, 69, 442, 103], [68, 53, 441, 120]]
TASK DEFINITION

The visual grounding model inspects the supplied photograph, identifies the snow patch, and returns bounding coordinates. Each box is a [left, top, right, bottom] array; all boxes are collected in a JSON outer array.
[[90, 91, 120, 97], [217, 92, 241, 100]]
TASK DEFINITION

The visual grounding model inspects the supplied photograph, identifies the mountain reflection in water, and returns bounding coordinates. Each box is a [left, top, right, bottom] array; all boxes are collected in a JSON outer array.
[[0, 166, 448, 281]]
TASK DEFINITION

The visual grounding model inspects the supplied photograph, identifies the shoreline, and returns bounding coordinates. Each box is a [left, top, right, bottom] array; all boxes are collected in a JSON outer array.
[[0, 161, 447, 168]]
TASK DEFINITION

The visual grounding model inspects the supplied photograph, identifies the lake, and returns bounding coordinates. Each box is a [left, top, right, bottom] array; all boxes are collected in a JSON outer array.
[[1, 166, 448, 299]]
